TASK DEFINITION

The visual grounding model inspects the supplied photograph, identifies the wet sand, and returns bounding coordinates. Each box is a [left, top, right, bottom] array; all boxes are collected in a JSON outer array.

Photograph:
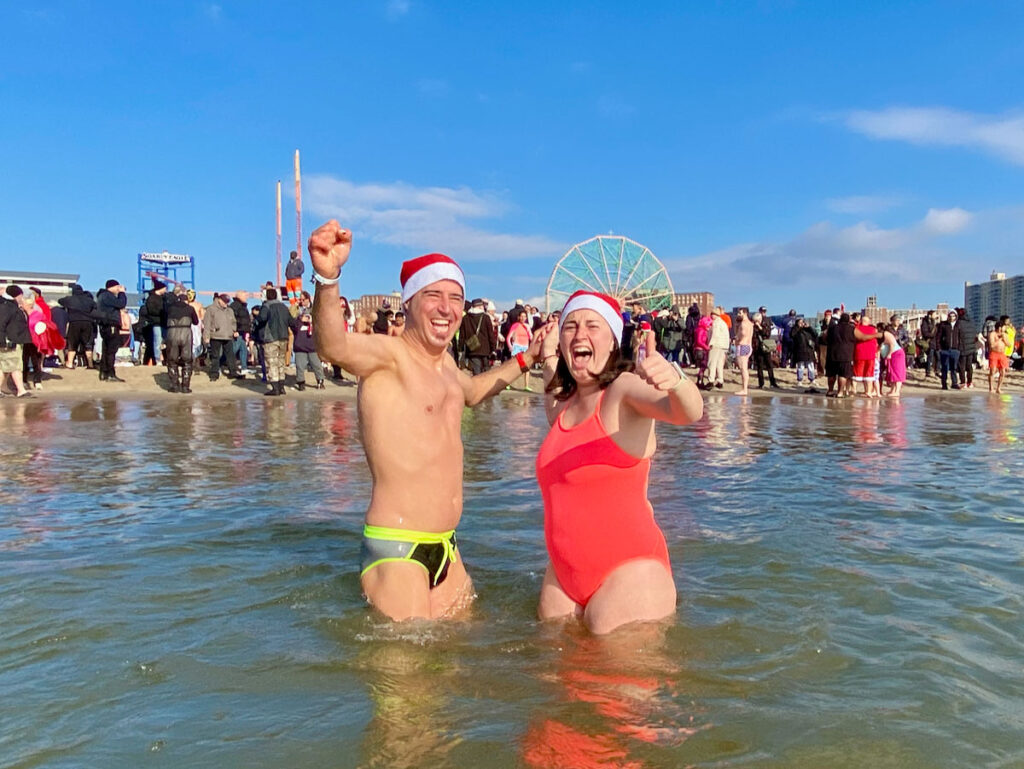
[[3, 363, 360, 400], [5, 360, 1021, 400]]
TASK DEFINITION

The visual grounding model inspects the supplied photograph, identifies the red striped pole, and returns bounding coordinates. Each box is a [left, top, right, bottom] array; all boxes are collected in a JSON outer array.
[[294, 150, 302, 266], [275, 180, 282, 288]]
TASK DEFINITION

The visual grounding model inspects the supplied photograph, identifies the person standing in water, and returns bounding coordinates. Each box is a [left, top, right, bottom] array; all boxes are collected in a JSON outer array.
[[535, 291, 704, 635], [734, 308, 753, 395], [310, 220, 550, 621]]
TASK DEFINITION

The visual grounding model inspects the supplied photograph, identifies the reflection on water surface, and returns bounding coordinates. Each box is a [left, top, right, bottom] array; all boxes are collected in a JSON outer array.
[[0, 394, 1021, 767]]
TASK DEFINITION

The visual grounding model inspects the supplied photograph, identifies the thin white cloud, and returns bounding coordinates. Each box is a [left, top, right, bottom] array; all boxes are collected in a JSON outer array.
[[201, 3, 223, 21], [304, 175, 565, 261], [386, 0, 411, 19], [825, 194, 906, 215], [843, 107, 1024, 166], [664, 207, 976, 293]]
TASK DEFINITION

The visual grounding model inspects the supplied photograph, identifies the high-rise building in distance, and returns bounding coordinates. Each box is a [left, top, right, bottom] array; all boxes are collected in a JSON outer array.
[[965, 271, 1024, 326]]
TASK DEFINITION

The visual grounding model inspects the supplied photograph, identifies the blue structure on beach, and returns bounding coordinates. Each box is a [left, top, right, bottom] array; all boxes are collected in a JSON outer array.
[[137, 251, 195, 295]]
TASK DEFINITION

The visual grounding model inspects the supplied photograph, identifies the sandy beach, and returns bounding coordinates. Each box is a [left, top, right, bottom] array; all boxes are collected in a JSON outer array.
[[6, 360, 1020, 400]]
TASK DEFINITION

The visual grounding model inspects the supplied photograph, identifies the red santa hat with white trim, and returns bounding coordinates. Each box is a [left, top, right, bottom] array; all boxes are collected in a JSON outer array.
[[400, 253, 466, 303], [558, 290, 624, 339]]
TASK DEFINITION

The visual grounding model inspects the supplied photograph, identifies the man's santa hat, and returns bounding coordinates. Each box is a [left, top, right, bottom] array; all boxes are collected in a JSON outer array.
[[558, 290, 624, 340], [400, 253, 465, 303]]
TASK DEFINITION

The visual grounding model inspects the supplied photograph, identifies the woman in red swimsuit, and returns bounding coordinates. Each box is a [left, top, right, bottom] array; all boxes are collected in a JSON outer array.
[[535, 291, 705, 635]]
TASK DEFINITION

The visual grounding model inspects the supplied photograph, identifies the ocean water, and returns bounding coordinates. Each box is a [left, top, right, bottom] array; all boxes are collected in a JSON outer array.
[[0, 393, 1021, 768]]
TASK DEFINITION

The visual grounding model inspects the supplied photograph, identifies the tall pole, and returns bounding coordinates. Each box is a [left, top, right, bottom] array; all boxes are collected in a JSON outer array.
[[294, 150, 302, 264], [275, 180, 282, 288]]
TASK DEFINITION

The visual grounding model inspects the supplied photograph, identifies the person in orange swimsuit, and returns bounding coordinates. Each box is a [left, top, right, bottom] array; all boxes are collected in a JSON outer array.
[[536, 291, 705, 635]]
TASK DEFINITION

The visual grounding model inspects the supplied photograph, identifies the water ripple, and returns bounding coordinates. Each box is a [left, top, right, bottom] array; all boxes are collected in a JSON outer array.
[[0, 395, 1021, 767]]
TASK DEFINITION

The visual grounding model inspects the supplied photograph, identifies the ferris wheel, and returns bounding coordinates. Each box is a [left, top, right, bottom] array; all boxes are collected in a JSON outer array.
[[545, 235, 675, 313]]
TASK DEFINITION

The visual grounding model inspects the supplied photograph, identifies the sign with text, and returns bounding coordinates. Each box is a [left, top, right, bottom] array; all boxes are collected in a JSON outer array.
[[139, 251, 192, 264]]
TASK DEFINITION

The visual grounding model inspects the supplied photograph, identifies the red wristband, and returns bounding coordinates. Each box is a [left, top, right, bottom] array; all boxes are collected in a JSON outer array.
[[515, 352, 529, 372]]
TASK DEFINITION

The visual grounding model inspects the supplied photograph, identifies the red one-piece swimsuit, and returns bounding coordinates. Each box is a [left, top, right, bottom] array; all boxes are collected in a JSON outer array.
[[535, 391, 672, 607]]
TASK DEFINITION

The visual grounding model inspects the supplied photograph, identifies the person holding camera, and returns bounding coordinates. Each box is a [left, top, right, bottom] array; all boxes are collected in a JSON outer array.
[[290, 301, 325, 390]]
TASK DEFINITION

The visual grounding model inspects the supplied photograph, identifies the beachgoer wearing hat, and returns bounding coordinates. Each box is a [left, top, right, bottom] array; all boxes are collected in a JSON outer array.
[[144, 278, 170, 366], [285, 250, 304, 306], [0, 286, 33, 397], [96, 279, 127, 382], [535, 290, 704, 634], [308, 220, 552, 621], [459, 298, 496, 375], [202, 293, 241, 383]]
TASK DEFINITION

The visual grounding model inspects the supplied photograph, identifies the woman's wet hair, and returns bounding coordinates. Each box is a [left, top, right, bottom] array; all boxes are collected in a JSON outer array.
[[545, 342, 634, 402]]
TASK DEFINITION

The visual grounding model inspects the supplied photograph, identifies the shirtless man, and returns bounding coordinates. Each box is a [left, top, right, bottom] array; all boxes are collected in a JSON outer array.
[[734, 308, 753, 395], [987, 321, 1009, 394], [309, 220, 549, 621]]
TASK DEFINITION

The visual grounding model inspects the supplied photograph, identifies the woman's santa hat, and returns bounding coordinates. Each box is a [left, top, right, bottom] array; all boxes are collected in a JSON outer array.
[[400, 253, 466, 302], [558, 290, 624, 339]]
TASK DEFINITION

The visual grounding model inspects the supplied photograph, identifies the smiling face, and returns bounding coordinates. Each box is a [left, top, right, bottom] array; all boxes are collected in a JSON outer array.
[[404, 279, 464, 351], [559, 308, 616, 383]]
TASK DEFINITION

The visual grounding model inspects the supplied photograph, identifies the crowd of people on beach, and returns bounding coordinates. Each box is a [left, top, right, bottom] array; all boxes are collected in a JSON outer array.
[[681, 304, 1022, 397], [438, 299, 1022, 398], [2, 260, 1022, 400], [0, 260, 341, 396]]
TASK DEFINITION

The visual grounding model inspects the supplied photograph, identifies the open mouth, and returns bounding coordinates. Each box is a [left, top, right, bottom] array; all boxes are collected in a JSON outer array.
[[430, 319, 451, 332], [570, 346, 593, 365]]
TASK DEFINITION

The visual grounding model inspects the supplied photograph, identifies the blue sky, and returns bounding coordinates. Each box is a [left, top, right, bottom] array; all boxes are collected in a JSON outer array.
[[2, 1, 1023, 314]]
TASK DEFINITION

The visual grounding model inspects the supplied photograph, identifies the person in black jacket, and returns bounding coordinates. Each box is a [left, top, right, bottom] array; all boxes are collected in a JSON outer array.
[[290, 305, 325, 390], [658, 307, 685, 364], [826, 312, 856, 397], [458, 298, 497, 375], [791, 318, 818, 392], [141, 279, 169, 365], [254, 288, 292, 396], [0, 285, 33, 397], [955, 307, 977, 389], [752, 312, 779, 388], [230, 292, 252, 374], [682, 303, 700, 365], [934, 310, 963, 390], [372, 302, 391, 334], [919, 310, 938, 376], [58, 283, 97, 369], [95, 279, 127, 382]]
